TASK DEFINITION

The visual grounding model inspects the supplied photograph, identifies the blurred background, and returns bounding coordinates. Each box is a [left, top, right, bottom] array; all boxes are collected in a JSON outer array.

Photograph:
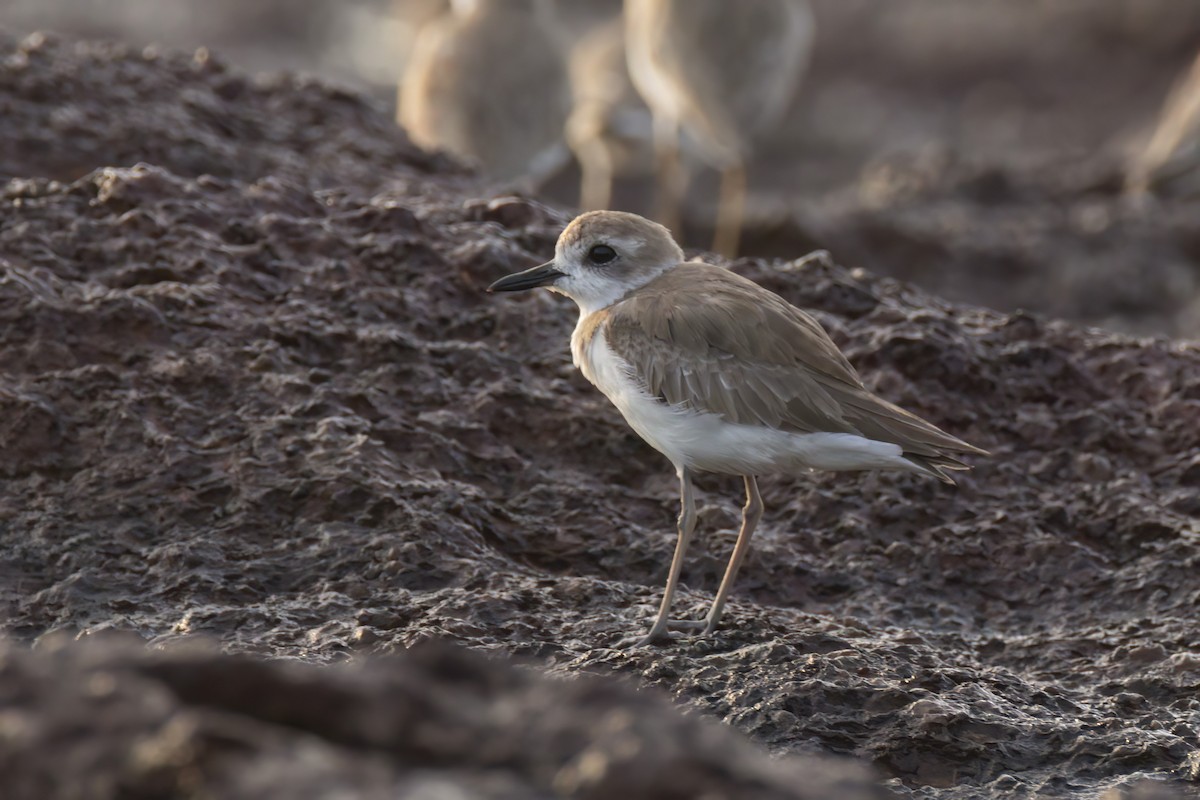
[[3, 0, 1200, 335]]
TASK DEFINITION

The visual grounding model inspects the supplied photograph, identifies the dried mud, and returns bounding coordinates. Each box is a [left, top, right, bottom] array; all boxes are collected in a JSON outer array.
[[1, 29, 1199, 800], [0, 634, 880, 799], [733, 155, 1200, 340]]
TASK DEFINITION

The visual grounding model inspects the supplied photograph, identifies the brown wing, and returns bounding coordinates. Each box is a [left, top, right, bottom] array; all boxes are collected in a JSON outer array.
[[605, 263, 986, 471]]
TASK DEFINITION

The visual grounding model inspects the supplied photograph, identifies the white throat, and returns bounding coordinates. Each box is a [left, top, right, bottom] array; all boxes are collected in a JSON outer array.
[[558, 260, 676, 316], [557, 278, 635, 317]]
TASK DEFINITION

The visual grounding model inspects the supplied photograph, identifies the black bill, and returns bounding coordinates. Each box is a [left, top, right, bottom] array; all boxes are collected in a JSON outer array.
[[487, 261, 565, 293]]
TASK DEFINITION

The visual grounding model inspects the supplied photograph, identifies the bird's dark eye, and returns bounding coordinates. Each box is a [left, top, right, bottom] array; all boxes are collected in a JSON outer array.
[[587, 244, 617, 265]]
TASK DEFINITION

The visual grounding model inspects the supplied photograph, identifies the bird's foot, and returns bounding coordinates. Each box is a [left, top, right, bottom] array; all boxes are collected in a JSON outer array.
[[620, 616, 722, 648], [622, 628, 676, 648], [667, 616, 720, 635], [666, 618, 706, 631], [622, 618, 692, 647]]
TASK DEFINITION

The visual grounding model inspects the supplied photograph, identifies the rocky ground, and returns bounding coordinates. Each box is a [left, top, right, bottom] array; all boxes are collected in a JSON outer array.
[[1, 633, 881, 799], [0, 26, 1199, 800]]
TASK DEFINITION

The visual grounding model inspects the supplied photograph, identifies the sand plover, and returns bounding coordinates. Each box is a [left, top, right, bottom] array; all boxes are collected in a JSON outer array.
[[489, 211, 986, 644], [624, 0, 815, 257], [398, 0, 572, 184]]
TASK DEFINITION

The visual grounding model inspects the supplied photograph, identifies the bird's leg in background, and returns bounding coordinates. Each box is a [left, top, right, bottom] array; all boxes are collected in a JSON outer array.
[[713, 161, 746, 258], [653, 115, 687, 235], [702, 474, 762, 634], [576, 139, 614, 211], [639, 467, 697, 644]]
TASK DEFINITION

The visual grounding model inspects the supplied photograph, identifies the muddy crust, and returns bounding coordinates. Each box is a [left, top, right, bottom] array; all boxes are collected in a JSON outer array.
[[0, 30, 463, 188], [0, 634, 884, 800], [1, 30, 1199, 800]]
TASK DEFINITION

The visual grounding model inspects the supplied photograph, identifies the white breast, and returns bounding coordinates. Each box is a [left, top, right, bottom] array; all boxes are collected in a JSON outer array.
[[572, 319, 916, 477]]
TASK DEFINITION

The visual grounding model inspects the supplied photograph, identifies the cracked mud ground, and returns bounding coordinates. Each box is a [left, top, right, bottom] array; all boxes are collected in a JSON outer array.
[[0, 29, 1198, 800]]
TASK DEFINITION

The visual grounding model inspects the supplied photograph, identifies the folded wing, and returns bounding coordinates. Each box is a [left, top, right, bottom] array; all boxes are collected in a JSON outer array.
[[605, 263, 986, 479]]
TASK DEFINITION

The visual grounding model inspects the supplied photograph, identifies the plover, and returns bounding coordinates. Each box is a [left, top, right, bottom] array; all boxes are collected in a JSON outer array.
[[398, 0, 572, 185], [489, 211, 986, 644], [624, 0, 815, 256]]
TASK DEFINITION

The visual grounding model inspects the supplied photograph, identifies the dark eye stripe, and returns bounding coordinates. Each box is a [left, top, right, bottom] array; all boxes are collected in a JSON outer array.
[[588, 244, 617, 265]]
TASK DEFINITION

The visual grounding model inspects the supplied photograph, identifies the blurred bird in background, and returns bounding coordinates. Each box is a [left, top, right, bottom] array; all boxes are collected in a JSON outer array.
[[394, 0, 815, 256], [398, 0, 572, 187], [624, 0, 815, 256]]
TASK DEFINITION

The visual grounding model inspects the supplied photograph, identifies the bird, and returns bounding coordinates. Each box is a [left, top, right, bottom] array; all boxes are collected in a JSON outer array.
[[398, 0, 572, 186], [624, 0, 815, 257], [488, 211, 986, 645]]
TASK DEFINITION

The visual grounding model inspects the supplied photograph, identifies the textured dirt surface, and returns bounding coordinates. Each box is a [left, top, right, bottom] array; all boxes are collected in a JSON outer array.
[[730, 153, 1200, 340], [1, 29, 1200, 800], [1, 634, 881, 800]]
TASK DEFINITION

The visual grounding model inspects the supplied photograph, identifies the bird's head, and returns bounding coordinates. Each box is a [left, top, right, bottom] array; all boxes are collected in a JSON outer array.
[[487, 210, 684, 313]]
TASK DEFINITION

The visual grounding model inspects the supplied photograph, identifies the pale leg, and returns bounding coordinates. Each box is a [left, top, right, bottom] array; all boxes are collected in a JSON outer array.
[[704, 475, 763, 634], [579, 158, 613, 211], [638, 467, 697, 644], [653, 115, 687, 235], [665, 475, 762, 636], [712, 161, 746, 258], [574, 137, 614, 211]]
